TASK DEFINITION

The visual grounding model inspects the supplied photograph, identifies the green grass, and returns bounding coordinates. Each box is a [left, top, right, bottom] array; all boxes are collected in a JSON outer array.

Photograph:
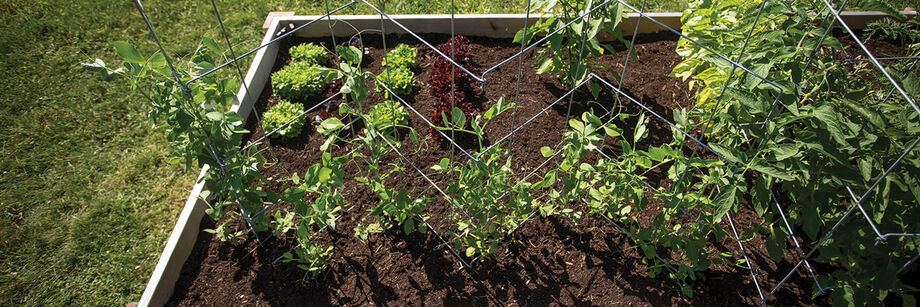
[[0, 0, 914, 305]]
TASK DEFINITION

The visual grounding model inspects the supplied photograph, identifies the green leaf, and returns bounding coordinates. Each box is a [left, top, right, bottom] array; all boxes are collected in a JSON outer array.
[[465, 247, 476, 257], [148, 53, 166, 68], [451, 107, 466, 128], [604, 125, 623, 137], [318, 117, 345, 135], [633, 113, 646, 144], [336, 45, 362, 66], [681, 284, 693, 297], [513, 27, 535, 44], [751, 177, 769, 217], [540, 146, 554, 158], [589, 82, 601, 99], [534, 171, 557, 190], [712, 184, 737, 223], [647, 146, 668, 162], [768, 143, 800, 161], [749, 159, 794, 181], [536, 58, 553, 74], [318, 167, 332, 183], [403, 218, 414, 235], [765, 225, 787, 262], [812, 104, 849, 147], [873, 262, 898, 290], [709, 143, 742, 163], [350, 75, 368, 103], [114, 41, 145, 64], [431, 157, 451, 171], [860, 0, 906, 19], [205, 111, 224, 121], [569, 118, 585, 132], [201, 37, 223, 54]]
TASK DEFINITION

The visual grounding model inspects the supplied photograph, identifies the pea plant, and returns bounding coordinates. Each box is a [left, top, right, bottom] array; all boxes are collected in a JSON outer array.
[[350, 101, 431, 240], [85, 39, 273, 243], [430, 97, 540, 258], [673, 0, 920, 303], [277, 152, 348, 278], [546, 107, 733, 296], [515, 0, 629, 87]]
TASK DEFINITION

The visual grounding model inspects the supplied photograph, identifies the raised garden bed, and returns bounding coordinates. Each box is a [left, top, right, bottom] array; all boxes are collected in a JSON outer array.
[[133, 7, 920, 307]]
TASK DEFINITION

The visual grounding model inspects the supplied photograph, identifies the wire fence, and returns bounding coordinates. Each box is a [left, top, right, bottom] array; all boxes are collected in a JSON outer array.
[[128, 0, 918, 304]]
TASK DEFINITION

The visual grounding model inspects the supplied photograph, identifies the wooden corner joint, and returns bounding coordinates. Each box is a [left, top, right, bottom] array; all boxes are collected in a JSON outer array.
[[263, 11, 295, 31]]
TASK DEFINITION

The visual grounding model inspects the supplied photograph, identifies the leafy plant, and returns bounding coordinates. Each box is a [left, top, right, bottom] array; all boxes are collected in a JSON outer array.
[[289, 43, 329, 67], [427, 36, 476, 142], [515, 0, 629, 87], [382, 43, 418, 69], [375, 66, 416, 96], [673, 0, 920, 303], [85, 39, 272, 243], [262, 100, 307, 138], [543, 108, 732, 296], [357, 168, 432, 236], [864, 17, 920, 46], [277, 152, 347, 279], [430, 97, 532, 259], [271, 61, 327, 101], [282, 233, 333, 278], [368, 100, 410, 139], [307, 38, 373, 152], [435, 96, 514, 150]]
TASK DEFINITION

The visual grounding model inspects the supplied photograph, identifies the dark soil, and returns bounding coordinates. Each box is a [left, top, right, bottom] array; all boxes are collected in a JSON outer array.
[[166, 32, 854, 306]]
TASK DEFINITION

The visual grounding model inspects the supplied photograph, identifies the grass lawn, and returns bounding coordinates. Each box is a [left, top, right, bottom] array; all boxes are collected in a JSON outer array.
[[0, 0, 913, 305]]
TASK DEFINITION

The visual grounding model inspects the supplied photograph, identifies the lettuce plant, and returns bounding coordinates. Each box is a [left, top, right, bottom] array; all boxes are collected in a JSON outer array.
[[382, 43, 418, 69], [427, 36, 475, 141], [375, 66, 416, 95], [262, 100, 306, 139], [289, 43, 328, 67], [271, 62, 326, 101]]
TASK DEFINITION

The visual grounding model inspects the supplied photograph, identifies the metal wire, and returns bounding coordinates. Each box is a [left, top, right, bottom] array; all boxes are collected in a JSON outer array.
[[564, 0, 596, 119], [374, 76, 479, 161], [508, 0, 533, 151], [133, 0, 262, 242], [135, 0, 920, 301], [185, 0, 358, 87], [726, 210, 766, 301], [771, 191, 826, 292], [359, 0, 482, 82], [818, 0, 920, 115], [480, 0, 614, 79]]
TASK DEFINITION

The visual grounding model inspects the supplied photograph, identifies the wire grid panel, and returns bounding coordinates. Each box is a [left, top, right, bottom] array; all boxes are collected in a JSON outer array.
[[263, 0, 773, 290], [753, 0, 920, 304], [134, 0, 920, 302], [588, 74, 768, 300]]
